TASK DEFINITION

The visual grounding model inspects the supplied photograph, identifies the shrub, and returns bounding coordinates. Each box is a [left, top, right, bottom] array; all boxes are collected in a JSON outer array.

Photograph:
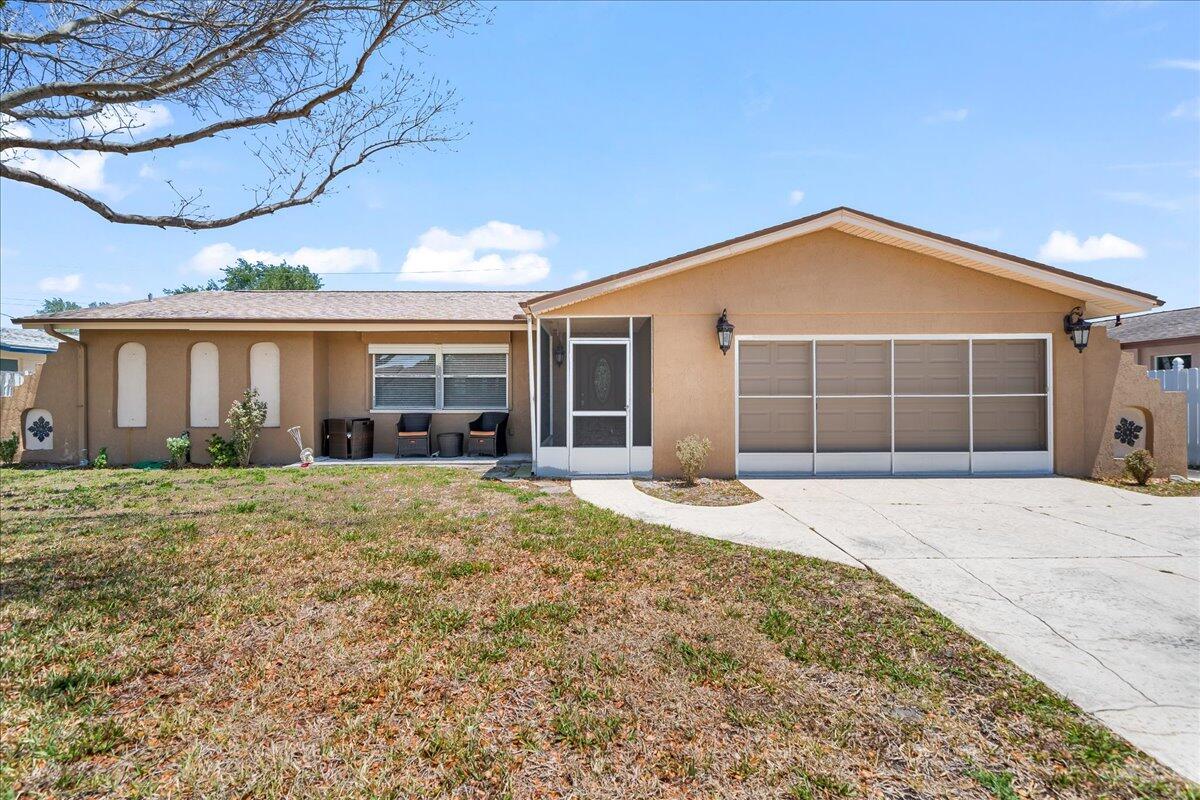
[[675, 434, 711, 486], [92, 447, 108, 469], [206, 435, 238, 468], [227, 388, 268, 467], [166, 433, 190, 469], [1123, 449, 1155, 486], [0, 431, 18, 465]]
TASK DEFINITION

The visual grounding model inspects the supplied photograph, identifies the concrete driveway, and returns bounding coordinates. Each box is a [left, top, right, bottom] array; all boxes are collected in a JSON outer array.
[[740, 477, 1199, 783]]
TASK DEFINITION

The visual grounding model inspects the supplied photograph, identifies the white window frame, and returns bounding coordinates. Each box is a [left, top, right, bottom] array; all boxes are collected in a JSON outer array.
[[734, 333, 1053, 476], [368, 343, 509, 413]]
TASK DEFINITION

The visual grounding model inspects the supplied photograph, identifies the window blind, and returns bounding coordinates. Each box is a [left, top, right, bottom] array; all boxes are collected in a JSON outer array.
[[372, 349, 506, 410]]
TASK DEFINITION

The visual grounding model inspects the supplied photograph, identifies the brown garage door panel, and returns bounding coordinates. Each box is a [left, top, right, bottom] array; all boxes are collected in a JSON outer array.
[[894, 340, 969, 395], [973, 340, 1046, 395], [739, 342, 812, 396], [816, 341, 890, 396], [739, 397, 813, 452], [816, 396, 890, 452], [973, 396, 1047, 451], [895, 397, 969, 452]]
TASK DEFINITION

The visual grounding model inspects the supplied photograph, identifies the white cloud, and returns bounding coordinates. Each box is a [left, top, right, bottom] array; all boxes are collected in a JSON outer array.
[[138, 163, 160, 179], [1102, 190, 1183, 211], [569, 269, 590, 283], [399, 221, 553, 285], [1, 114, 120, 196], [1037, 231, 1146, 262], [183, 243, 379, 275], [1154, 58, 1200, 71], [1168, 98, 1200, 119], [787, 189, 805, 206], [38, 273, 83, 293], [923, 108, 969, 124]]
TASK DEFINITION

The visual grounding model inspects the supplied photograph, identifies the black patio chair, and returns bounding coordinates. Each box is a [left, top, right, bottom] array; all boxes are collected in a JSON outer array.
[[466, 411, 509, 457], [395, 413, 433, 457]]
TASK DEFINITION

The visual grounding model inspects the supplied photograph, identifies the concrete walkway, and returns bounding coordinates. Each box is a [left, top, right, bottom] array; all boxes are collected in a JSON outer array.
[[571, 479, 861, 567], [573, 476, 1200, 782]]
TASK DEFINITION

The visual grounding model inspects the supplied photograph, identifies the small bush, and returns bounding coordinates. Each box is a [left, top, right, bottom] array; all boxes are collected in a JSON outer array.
[[1123, 449, 1155, 486], [92, 447, 108, 469], [166, 433, 190, 469], [675, 435, 711, 486], [206, 435, 238, 468], [227, 388, 268, 467], [0, 431, 18, 465]]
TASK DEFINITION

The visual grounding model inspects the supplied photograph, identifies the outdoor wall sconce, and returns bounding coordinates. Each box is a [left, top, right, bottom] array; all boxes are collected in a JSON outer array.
[[716, 308, 735, 355], [1063, 306, 1092, 353], [553, 341, 565, 367]]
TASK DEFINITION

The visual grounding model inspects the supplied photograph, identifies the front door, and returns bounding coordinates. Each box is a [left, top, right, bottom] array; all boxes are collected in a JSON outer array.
[[568, 340, 630, 474]]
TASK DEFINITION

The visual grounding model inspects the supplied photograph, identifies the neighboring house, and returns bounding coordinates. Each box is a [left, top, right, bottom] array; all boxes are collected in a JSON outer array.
[[1099, 306, 1200, 371], [0, 327, 60, 374], [8, 207, 1189, 478]]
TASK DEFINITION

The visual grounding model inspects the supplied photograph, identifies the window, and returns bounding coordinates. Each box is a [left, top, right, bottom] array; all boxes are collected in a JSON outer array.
[[0, 358, 18, 372], [371, 344, 508, 411], [117, 342, 147, 427], [249, 342, 280, 427], [189, 342, 220, 427], [1154, 354, 1191, 370]]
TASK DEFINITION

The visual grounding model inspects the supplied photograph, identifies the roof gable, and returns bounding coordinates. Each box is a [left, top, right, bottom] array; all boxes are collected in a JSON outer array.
[[523, 207, 1160, 317]]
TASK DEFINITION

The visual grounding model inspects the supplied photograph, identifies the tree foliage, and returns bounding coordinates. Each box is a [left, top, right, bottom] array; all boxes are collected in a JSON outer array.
[[166, 259, 324, 294], [1, 0, 479, 229]]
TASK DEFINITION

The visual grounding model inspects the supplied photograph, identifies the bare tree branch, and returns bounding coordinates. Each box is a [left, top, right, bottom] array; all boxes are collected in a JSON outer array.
[[0, 0, 481, 228]]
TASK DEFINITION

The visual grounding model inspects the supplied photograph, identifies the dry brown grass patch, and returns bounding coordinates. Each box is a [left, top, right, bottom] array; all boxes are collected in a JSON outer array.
[[0, 466, 1191, 798]]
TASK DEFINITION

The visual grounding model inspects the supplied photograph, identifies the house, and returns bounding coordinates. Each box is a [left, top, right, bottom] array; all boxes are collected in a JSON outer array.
[[1099, 306, 1200, 371], [7, 207, 1188, 477], [0, 327, 60, 375]]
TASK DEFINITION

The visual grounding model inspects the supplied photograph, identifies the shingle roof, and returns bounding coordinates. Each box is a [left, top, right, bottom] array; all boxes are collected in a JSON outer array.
[[1099, 306, 1200, 344], [0, 327, 62, 351], [13, 291, 542, 324]]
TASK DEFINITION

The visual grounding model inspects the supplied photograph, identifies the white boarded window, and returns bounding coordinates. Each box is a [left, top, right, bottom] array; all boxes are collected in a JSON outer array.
[[189, 342, 220, 427], [371, 344, 508, 411], [116, 342, 147, 427], [249, 342, 280, 427]]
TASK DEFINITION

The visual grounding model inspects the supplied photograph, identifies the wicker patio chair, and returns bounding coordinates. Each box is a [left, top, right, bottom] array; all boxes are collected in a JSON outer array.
[[395, 413, 433, 457], [466, 411, 509, 457]]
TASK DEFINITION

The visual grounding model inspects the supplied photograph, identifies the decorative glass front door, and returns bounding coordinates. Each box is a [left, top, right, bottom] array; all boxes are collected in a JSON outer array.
[[569, 340, 629, 473]]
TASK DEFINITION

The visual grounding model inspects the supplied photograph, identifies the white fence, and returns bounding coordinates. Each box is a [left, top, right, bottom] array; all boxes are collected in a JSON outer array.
[[1149, 366, 1200, 467], [0, 371, 26, 397]]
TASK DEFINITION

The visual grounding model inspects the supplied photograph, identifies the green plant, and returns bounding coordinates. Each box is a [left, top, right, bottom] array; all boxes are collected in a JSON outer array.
[[92, 447, 108, 469], [165, 433, 190, 469], [1123, 449, 1155, 486], [0, 431, 19, 465], [227, 388, 268, 467], [674, 434, 711, 486], [206, 435, 238, 468]]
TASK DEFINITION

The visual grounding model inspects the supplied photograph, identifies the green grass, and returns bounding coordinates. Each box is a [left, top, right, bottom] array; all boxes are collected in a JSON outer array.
[[0, 465, 1190, 799]]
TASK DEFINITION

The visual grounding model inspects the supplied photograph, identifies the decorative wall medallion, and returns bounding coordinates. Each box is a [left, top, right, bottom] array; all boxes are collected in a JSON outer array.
[[1113, 417, 1143, 447], [27, 415, 52, 442], [594, 357, 612, 404]]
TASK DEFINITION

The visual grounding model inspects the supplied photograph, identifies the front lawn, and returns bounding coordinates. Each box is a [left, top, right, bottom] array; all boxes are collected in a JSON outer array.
[[1, 467, 1191, 798]]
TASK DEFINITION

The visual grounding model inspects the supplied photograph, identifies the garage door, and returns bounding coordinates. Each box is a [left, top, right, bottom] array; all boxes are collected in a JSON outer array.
[[736, 337, 1050, 475]]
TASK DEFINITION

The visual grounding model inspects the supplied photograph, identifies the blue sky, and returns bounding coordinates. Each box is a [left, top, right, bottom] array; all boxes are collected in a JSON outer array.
[[2, 1, 1198, 322]]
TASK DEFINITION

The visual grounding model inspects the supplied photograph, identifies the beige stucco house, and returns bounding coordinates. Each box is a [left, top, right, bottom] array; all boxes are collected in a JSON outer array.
[[6, 207, 1188, 478]]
